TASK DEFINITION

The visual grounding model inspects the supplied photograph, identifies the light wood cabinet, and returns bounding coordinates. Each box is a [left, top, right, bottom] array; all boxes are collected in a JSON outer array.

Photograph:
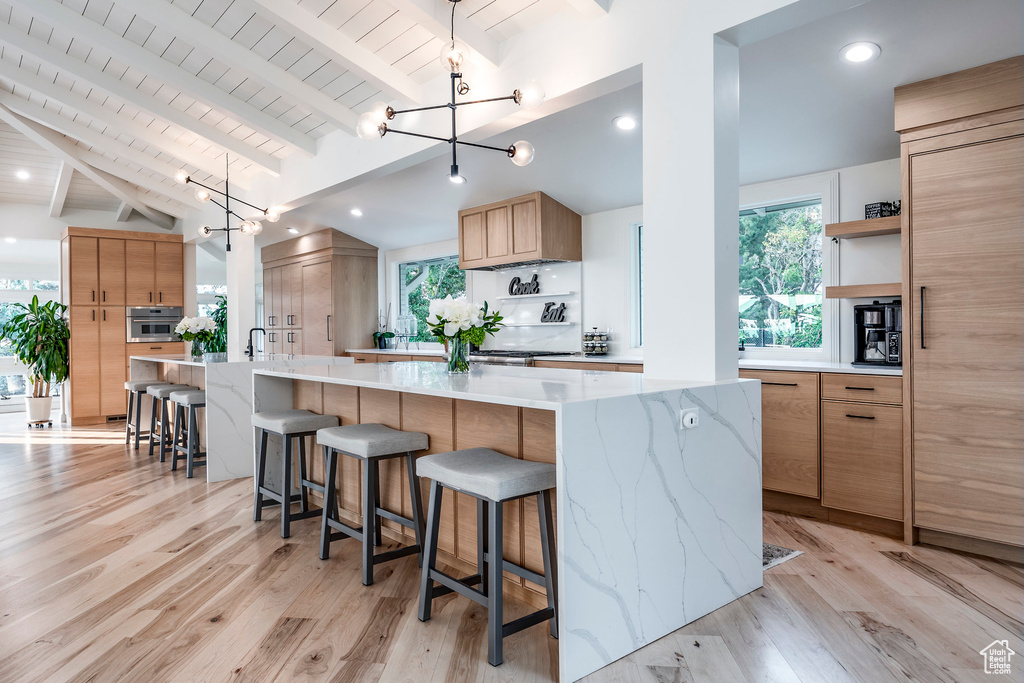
[[99, 307, 126, 415], [821, 373, 901, 405], [739, 369, 820, 498], [154, 242, 183, 306], [458, 191, 582, 270], [97, 239, 125, 306], [125, 240, 155, 306], [301, 261, 333, 357], [68, 237, 99, 306], [68, 306, 100, 419]]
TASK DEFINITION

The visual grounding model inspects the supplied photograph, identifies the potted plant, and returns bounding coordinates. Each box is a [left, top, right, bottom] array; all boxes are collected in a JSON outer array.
[[0, 295, 70, 424], [174, 315, 218, 358], [208, 295, 228, 354], [425, 296, 503, 373]]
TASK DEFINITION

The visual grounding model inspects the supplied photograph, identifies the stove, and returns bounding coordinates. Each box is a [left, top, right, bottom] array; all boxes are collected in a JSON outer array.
[[468, 349, 569, 366]]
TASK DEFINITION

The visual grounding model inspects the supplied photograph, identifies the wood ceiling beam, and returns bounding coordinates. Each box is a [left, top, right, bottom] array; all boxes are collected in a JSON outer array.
[[247, 0, 421, 104], [77, 150, 202, 210], [128, 0, 359, 134], [388, 0, 501, 69], [12, 0, 317, 157], [47, 159, 72, 218], [0, 58, 243, 186], [115, 201, 132, 222], [136, 194, 189, 221], [563, 0, 611, 20], [0, 19, 282, 175], [0, 104, 175, 229]]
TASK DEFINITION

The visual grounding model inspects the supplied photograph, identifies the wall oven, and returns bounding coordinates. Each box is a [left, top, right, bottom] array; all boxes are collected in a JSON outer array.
[[126, 306, 183, 343]]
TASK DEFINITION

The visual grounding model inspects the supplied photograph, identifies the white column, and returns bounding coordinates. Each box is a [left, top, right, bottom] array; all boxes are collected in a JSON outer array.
[[225, 235, 256, 361], [183, 242, 197, 317]]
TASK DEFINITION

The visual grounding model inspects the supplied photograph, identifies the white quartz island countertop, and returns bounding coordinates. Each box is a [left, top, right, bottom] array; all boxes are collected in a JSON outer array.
[[252, 361, 763, 682]]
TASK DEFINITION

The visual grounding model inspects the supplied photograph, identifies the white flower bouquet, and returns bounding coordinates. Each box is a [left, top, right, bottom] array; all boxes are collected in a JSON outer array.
[[175, 316, 217, 356], [425, 296, 503, 373]]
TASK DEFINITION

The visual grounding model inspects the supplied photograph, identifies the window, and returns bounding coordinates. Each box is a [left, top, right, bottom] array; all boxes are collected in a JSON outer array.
[[0, 373, 28, 398], [0, 279, 29, 290], [397, 256, 466, 343], [739, 200, 823, 351], [197, 284, 227, 296], [32, 280, 58, 291]]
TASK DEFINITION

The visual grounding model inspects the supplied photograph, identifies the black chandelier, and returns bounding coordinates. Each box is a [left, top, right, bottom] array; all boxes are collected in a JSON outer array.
[[356, 0, 544, 183], [174, 156, 280, 251]]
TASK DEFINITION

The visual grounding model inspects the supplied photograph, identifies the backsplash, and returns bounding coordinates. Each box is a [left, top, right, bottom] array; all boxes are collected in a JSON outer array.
[[468, 262, 582, 353]]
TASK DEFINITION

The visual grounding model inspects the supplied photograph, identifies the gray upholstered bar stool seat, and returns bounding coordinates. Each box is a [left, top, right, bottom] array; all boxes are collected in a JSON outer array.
[[169, 390, 206, 478], [316, 424, 429, 586], [417, 448, 558, 667], [147, 384, 193, 461], [125, 380, 169, 449], [252, 409, 339, 538]]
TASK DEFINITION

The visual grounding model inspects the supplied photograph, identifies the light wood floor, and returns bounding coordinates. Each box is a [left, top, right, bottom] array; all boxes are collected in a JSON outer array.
[[0, 415, 1020, 683]]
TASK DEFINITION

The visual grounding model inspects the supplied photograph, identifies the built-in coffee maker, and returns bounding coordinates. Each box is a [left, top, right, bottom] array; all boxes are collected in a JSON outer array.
[[853, 300, 902, 367]]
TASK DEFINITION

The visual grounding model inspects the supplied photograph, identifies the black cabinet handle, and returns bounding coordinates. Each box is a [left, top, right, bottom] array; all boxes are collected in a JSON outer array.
[[102, 309, 106, 321], [920, 286, 926, 349], [327, 315, 331, 342], [846, 414, 876, 420], [102, 290, 106, 302], [91, 310, 95, 321], [159, 292, 162, 303], [92, 290, 95, 302], [763, 382, 798, 387], [149, 292, 153, 303], [150, 346, 163, 350], [845, 386, 875, 391]]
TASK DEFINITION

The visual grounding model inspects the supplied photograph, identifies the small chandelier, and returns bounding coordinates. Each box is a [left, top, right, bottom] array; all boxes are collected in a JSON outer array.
[[174, 156, 281, 251], [355, 0, 544, 183]]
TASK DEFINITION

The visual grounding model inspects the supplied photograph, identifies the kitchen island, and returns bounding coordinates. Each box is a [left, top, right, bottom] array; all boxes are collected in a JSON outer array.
[[252, 361, 762, 682], [129, 353, 352, 482]]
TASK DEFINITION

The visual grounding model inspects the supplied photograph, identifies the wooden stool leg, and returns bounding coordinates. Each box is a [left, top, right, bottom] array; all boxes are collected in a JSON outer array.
[[170, 404, 183, 470], [418, 480, 443, 622], [133, 390, 145, 450], [125, 391, 133, 444], [538, 489, 558, 638], [186, 406, 198, 479], [362, 458, 377, 585], [477, 498, 488, 597], [148, 395, 159, 456], [319, 446, 338, 560], [254, 429, 268, 521], [298, 436, 309, 512], [486, 499, 504, 667], [406, 453, 425, 565], [281, 435, 293, 538]]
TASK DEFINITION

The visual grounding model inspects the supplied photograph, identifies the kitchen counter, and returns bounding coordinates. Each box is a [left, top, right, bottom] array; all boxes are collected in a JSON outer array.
[[253, 362, 762, 682]]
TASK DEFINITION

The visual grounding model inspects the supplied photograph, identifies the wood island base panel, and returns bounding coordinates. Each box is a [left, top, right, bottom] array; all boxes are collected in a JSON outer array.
[[252, 362, 763, 682]]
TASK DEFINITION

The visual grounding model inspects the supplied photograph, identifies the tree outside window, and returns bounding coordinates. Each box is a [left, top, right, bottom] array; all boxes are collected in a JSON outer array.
[[399, 257, 466, 343], [739, 201, 823, 350]]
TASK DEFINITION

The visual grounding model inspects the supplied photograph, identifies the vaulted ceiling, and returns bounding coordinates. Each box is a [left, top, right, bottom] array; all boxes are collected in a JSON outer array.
[[0, 0, 580, 230]]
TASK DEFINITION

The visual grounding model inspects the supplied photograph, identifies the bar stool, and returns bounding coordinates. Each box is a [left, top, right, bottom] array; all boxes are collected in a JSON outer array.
[[417, 448, 557, 667], [125, 380, 169, 449], [252, 409, 339, 538], [316, 424, 429, 586], [169, 389, 207, 478], [147, 384, 194, 461]]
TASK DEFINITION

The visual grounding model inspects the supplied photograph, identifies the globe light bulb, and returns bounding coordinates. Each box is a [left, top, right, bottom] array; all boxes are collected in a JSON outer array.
[[265, 207, 281, 222], [439, 39, 469, 74], [369, 101, 391, 123], [238, 221, 254, 236], [198, 225, 213, 237], [516, 80, 545, 110], [357, 112, 384, 141], [194, 188, 211, 202], [174, 169, 189, 184], [251, 220, 263, 235], [509, 140, 535, 167]]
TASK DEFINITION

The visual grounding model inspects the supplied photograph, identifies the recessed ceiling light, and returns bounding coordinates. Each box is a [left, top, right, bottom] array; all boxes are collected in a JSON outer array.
[[15, 170, 30, 180], [840, 42, 881, 64], [613, 116, 637, 131], [4, 237, 15, 244], [350, 208, 363, 217], [287, 227, 300, 235]]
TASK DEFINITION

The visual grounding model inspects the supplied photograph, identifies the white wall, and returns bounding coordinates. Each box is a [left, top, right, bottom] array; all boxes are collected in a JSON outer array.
[[581, 204, 643, 357]]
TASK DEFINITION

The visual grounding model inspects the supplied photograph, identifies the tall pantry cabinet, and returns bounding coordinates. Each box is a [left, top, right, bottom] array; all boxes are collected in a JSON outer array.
[[896, 56, 1024, 552], [61, 228, 185, 425]]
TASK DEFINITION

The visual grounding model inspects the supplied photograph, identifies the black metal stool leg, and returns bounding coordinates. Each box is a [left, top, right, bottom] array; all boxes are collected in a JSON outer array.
[[159, 398, 171, 463], [133, 390, 145, 450], [298, 436, 309, 512], [406, 453, 425, 566], [418, 480, 443, 622], [186, 406, 198, 478], [372, 461, 383, 547], [319, 446, 338, 560], [254, 428, 268, 521], [538, 489, 558, 638], [170, 403, 184, 470], [125, 390, 133, 444], [486, 499, 504, 666], [478, 498, 488, 597], [281, 435, 293, 538], [362, 458, 377, 585], [148, 394, 159, 456]]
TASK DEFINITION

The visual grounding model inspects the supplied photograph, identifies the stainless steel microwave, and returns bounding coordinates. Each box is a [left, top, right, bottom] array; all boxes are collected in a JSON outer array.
[[126, 306, 183, 343]]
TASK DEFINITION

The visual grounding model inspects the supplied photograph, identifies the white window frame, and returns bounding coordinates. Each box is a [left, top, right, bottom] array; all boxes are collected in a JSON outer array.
[[630, 222, 643, 349], [738, 170, 839, 361], [384, 240, 461, 351]]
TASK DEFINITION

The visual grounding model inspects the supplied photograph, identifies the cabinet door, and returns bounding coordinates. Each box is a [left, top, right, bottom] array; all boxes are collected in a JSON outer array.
[[264, 268, 278, 329], [269, 267, 284, 329], [266, 329, 282, 355], [739, 369, 820, 498], [302, 261, 333, 356], [460, 210, 486, 266], [125, 241, 155, 305], [284, 329, 301, 355], [154, 242, 183, 306], [99, 307, 126, 415], [284, 263, 303, 328], [822, 401, 902, 520], [485, 206, 511, 259], [910, 134, 1024, 545], [69, 237, 98, 306], [511, 197, 539, 258], [97, 239, 125, 306], [69, 306, 100, 418]]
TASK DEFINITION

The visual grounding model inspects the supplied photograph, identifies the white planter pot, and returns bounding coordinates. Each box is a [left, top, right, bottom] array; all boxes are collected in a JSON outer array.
[[25, 396, 53, 423]]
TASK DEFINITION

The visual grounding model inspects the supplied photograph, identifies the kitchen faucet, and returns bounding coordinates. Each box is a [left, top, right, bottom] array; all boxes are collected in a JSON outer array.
[[246, 328, 266, 358]]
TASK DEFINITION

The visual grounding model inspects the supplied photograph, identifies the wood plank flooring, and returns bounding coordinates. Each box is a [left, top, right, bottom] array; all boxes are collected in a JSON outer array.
[[0, 415, 1020, 682]]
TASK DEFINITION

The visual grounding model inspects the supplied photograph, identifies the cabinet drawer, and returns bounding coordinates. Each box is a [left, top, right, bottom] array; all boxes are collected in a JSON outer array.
[[821, 400, 903, 520], [616, 363, 644, 373], [821, 373, 902, 404], [534, 360, 613, 371], [128, 342, 185, 355], [739, 370, 820, 498], [351, 354, 376, 363]]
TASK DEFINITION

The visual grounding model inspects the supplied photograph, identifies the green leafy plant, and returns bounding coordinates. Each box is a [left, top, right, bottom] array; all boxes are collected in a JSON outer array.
[[209, 295, 228, 354], [0, 296, 70, 398]]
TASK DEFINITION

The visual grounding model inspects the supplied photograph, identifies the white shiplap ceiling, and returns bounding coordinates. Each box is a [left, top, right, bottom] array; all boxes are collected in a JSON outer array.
[[0, 0, 577, 227]]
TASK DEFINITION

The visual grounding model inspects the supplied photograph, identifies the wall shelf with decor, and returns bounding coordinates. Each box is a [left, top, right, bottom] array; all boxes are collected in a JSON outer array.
[[496, 291, 575, 300], [825, 216, 901, 239], [503, 322, 577, 327], [825, 283, 902, 299]]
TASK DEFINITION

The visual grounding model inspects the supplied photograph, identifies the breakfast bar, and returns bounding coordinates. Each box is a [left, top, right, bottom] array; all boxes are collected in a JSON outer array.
[[252, 361, 762, 681]]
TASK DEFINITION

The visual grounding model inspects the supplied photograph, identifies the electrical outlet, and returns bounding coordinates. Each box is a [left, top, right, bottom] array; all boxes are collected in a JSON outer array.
[[680, 408, 700, 429]]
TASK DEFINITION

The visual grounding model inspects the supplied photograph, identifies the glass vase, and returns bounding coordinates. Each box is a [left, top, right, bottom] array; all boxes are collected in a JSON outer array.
[[190, 338, 205, 359], [447, 337, 470, 374]]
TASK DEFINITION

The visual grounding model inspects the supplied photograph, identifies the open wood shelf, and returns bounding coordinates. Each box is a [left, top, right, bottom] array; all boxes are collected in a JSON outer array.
[[825, 216, 901, 239], [825, 283, 902, 299]]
